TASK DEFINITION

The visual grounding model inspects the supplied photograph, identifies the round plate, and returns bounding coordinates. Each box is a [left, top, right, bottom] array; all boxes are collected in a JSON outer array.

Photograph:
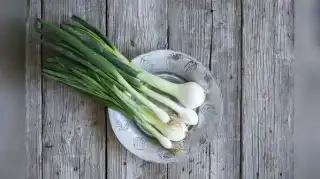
[[108, 50, 223, 163]]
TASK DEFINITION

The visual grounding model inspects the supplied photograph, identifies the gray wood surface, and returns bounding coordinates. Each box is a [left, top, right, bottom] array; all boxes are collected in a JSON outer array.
[[41, 1, 107, 179], [242, 0, 294, 179], [209, 1, 241, 179], [24, 0, 295, 178], [26, 0, 42, 178]]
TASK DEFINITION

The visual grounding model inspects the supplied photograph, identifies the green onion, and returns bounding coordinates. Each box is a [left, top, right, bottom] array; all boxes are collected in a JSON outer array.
[[70, 15, 205, 110], [36, 16, 204, 150], [38, 19, 170, 124], [64, 16, 202, 123]]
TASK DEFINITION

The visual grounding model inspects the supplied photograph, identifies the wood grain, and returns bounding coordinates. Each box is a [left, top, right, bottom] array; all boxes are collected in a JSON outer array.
[[209, 1, 242, 179], [42, 0, 106, 179], [26, 0, 42, 178], [107, 0, 168, 178], [242, 0, 294, 178], [167, 0, 212, 178]]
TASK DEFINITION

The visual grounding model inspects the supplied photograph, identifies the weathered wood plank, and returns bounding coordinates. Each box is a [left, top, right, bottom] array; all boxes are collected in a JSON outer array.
[[209, 1, 242, 179], [242, 0, 294, 178], [167, 0, 212, 178], [26, 0, 42, 178], [107, 0, 168, 179], [42, 0, 106, 179]]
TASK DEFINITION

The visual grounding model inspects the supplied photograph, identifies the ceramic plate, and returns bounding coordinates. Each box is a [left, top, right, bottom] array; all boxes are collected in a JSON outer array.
[[108, 50, 223, 163]]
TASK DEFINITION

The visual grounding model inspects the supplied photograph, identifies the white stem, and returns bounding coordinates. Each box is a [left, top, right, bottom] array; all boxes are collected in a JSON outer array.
[[120, 77, 170, 123], [174, 82, 205, 109], [137, 104, 186, 142], [138, 72, 179, 94], [154, 133, 172, 149], [141, 86, 198, 125], [138, 72, 205, 109], [168, 116, 188, 132], [163, 127, 186, 142], [175, 107, 199, 125], [152, 108, 170, 123], [140, 86, 180, 110], [142, 120, 172, 149]]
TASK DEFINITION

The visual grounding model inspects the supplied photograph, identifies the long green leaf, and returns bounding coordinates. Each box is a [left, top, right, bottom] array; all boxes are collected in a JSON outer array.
[[71, 15, 117, 50], [38, 19, 121, 78], [59, 23, 139, 76]]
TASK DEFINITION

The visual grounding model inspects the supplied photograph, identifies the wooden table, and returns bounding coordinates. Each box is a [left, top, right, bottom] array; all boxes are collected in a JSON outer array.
[[26, 0, 294, 178]]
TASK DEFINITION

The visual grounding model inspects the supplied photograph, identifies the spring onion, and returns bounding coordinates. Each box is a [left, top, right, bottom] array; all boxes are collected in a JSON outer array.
[[36, 15, 205, 150], [57, 19, 199, 123], [70, 15, 206, 109], [38, 19, 170, 123], [43, 54, 183, 148]]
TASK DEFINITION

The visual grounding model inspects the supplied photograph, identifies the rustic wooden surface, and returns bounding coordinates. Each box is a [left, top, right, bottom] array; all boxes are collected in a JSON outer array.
[[42, 0, 107, 179], [26, 0, 42, 178], [209, 1, 242, 179], [242, 0, 294, 179], [25, 0, 294, 178]]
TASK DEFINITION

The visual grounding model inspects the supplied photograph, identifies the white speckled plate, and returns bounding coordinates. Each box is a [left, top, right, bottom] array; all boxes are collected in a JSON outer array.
[[107, 50, 223, 163]]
